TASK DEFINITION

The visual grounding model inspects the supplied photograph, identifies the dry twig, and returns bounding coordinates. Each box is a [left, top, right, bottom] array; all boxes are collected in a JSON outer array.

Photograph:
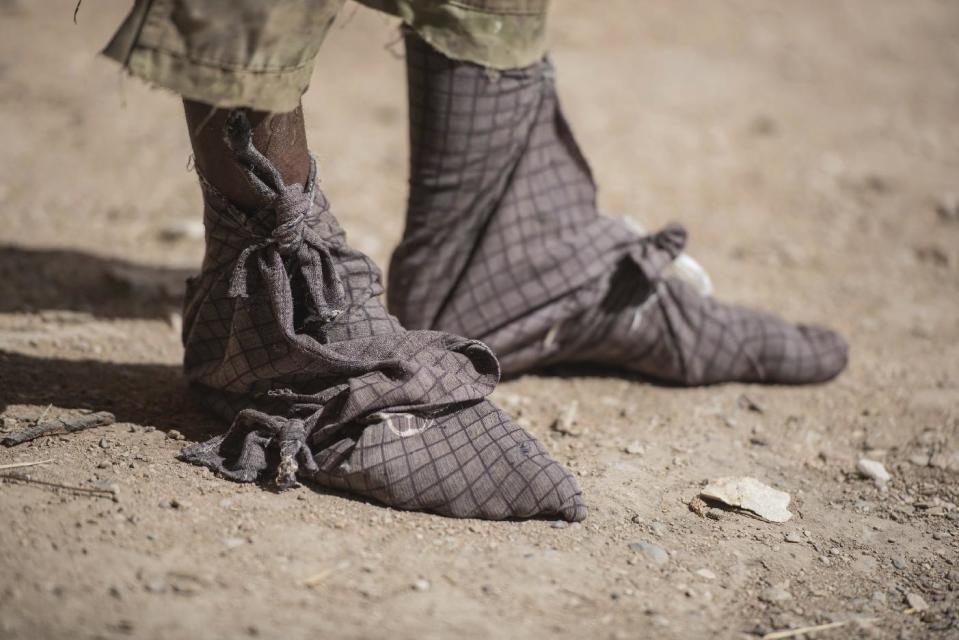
[[2, 411, 115, 447], [303, 560, 351, 587], [0, 471, 117, 499], [0, 459, 54, 471], [762, 618, 877, 640]]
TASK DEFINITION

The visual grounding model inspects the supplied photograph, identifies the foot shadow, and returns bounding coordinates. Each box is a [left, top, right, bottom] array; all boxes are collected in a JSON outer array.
[[0, 350, 219, 442], [503, 362, 686, 388], [0, 244, 194, 321]]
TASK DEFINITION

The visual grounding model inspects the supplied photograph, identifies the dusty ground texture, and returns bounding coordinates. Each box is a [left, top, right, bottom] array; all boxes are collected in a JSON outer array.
[[1, 1, 958, 639]]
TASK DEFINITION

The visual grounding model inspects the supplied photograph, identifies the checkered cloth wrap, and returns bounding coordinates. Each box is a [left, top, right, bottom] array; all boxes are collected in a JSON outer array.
[[388, 30, 848, 385], [178, 111, 586, 521]]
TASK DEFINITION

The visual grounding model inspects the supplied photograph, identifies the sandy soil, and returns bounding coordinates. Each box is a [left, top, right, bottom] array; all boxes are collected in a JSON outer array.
[[1, 1, 958, 638]]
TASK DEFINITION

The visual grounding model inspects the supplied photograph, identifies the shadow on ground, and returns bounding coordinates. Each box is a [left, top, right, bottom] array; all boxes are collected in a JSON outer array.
[[0, 245, 195, 320], [0, 350, 217, 440]]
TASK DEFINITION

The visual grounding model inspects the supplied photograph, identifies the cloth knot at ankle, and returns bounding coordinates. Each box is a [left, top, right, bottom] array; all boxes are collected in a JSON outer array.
[[220, 108, 347, 322], [226, 192, 347, 324], [270, 186, 313, 256]]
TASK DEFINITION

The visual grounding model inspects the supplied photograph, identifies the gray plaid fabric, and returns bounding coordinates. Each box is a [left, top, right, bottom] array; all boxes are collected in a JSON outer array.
[[388, 30, 848, 385], [178, 111, 586, 521]]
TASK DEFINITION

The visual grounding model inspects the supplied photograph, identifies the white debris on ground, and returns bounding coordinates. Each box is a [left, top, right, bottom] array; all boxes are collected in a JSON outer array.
[[624, 441, 645, 455], [856, 458, 891, 484], [158, 220, 205, 242], [699, 477, 793, 523]]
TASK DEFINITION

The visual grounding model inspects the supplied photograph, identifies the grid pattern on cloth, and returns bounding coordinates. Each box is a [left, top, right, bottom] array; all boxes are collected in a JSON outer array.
[[177, 111, 586, 522], [388, 30, 848, 385], [549, 263, 850, 385]]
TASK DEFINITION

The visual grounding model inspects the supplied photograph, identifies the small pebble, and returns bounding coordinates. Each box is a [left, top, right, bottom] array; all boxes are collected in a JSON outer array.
[[628, 541, 669, 566], [166, 430, 185, 441], [550, 402, 583, 437], [99, 438, 111, 449], [144, 579, 167, 594], [624, 442, 645, 455], [694, 568, 716, 580], [784, 532, 802, 544], [907, 453, 931, 467], [758, 585, 792, 604], [905, 593, 929, 612], [94, 480, 119, 494], [223, 537, 246, 549], [892, 557, 907, 570], [412, 578, 431, 592], [857, 458, 891, 484], [551, 520, 568, 529], [737, 394, 764, 413]]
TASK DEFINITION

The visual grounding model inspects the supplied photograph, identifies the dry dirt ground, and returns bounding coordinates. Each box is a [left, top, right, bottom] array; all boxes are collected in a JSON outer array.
[[1, 1, 958, 639]]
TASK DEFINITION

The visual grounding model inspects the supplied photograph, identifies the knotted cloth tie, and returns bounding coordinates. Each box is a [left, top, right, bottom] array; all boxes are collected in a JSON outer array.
[[224, 110, 346, 324]]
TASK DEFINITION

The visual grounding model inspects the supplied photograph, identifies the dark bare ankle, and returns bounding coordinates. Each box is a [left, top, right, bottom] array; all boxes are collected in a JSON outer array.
[[183, 100, 311, 212]]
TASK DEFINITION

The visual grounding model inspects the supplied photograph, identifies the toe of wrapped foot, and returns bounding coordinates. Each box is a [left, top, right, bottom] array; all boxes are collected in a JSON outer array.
[[558, 491, 588, 522], [315, 404, 590, 522], [459, 453, 588, 522], [797, 324, 849, 382]]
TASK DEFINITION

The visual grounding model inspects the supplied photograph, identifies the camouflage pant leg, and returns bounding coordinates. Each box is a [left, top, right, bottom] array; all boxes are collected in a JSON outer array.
[[103, 0, 550, 113], [356, 0, 549, 70]]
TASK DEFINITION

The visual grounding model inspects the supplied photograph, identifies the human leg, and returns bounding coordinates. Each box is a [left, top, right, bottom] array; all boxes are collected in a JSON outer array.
[[388, 27, 848, 385], [104, 1, 586, 521]]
